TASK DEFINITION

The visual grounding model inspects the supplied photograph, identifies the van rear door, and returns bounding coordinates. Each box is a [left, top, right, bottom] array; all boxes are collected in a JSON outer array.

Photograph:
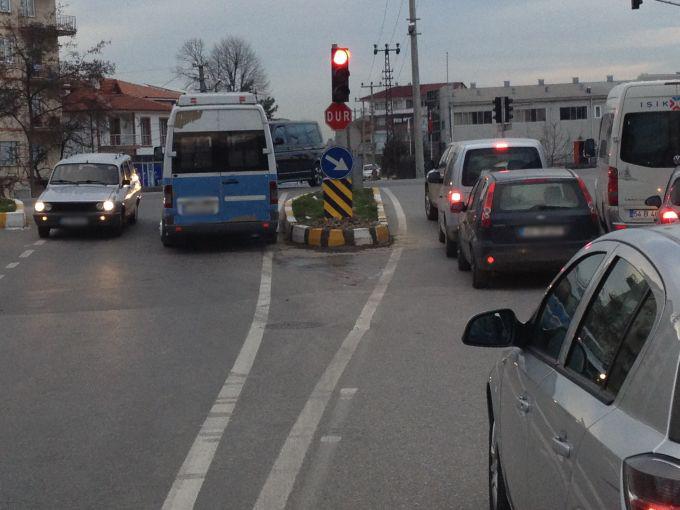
[[618, 83, 680, 224]]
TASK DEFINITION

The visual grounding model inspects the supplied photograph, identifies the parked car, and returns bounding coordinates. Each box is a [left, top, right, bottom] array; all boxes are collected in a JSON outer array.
[[456, 168, 599, 288], [33, 153, 141, 238], [463, 224, 680, 510], [592, 79, 680, 231], [269, 121, 325, 186], [649, 168, 680, 224], [363, 163, 380, 180], [425, 138, 548, 257], [157, 93, 278, 247]]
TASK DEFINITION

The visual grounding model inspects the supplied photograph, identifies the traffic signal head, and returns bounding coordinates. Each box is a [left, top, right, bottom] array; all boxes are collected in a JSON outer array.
[[493, 97, 503, 123], [331, 45, 351, 103], [632, 0, 642, 8], [504, 97, 514, 123]]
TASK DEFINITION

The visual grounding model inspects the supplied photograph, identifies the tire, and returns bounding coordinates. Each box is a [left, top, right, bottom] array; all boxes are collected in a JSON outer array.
[[307, 165, 322, 187], [458, 237, 471, 271], [111, 211, 124, 237], [264, 232, 278, 244], [438, 224, 445, 243], [445, 228, 458, 258], [472, 256, 491, 289], [489, 419, 512, 510], [37, 226, 50, 239], [128, 204, 138, 225], [425, 190, 438, 221]]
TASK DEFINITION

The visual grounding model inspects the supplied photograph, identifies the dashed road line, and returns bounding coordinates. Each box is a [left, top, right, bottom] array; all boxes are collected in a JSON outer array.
[[162, 250, 274, 510], [34, 240, 46, 246], [19, 250, 34, 258], [6, 262, 19, 269], [0, 274, 5, 280], [253, 186, 406, 510]]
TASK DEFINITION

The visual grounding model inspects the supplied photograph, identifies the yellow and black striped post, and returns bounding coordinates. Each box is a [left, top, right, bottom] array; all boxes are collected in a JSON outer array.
[[323, 178, 353, 218]]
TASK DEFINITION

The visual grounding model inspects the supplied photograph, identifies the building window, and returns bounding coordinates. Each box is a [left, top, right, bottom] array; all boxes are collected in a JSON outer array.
[[19, 0, 34, 16], [594, 105, 602, 119], [159, 118, 168, 146], [0, 0, 10, 13], [140, 117, 151, 146], [453, 111, 492, 125], [516, 108, 546, 123], [406, 99, 413, 109], [560, 106, 588, 121], [0, 37, 13, 63], [0, 141, 19, 166]]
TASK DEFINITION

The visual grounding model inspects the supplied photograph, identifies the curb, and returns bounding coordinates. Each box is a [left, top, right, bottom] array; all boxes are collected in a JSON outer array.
[[0, 199, 28, 230], [282, 187, 390, 248]]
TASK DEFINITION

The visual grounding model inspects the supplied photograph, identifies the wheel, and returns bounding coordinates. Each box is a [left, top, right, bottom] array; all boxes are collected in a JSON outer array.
[[445, 229, 458, 258], [307, 165, 322, 187], [111, 211, 124, 237], [37, 226, 50, 238], [489, 419, 512, 510], [457, 237, 471, 271], [264, 232, 278, 244], [472, 257, 491, 289], [128, 203, 138, 225], [425, 190, 438, 221], [438, 225, 445, 243]]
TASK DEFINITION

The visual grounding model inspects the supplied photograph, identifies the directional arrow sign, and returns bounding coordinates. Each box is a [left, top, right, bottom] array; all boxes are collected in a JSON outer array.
[[320, 146, 353, 180]]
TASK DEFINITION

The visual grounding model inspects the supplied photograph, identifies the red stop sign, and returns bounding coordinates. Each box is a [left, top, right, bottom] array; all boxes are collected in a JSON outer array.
[[325, 102, 352, 131]]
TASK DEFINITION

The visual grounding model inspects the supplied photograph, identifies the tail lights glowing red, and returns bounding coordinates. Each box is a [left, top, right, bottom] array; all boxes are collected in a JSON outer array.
[[269, 180, 278, 205], [494, 142, 509, 150], [481, 181, 496, 228], [486, 256, 495, 265], [163, 185, 173, 209], [608, 167, 619, 206], [624, 454, 680, 510], [449, 189, 464, 212], [661, 209, 679, 224], [577, 177, 598, 225]]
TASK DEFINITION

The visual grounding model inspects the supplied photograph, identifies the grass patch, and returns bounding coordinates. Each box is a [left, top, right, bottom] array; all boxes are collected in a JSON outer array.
[[292, 188, 378, 223], [0, 198, 17, 213]]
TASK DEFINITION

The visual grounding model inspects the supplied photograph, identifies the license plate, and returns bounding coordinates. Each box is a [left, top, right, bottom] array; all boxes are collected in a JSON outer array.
[[60, 217, 88, 226], [180, 199, 219, 216], [519, 225, 566, 238], [628, 209, 657, 219]]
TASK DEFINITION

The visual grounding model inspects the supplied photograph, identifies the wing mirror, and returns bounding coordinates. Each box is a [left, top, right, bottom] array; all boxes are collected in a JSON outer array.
[[426, 169, 443, 184], [645, 195, 662, 208], [462, 309, 520, 348]]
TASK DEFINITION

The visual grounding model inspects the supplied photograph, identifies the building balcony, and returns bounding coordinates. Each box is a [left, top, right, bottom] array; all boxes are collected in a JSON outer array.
[[56, 15, 77, 36], [105, 133, 153, 148]]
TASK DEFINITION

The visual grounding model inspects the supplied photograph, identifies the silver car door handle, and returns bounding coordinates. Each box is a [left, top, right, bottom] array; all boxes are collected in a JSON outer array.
[[552, 436, 572, 458], [517, 395, 531, 413]]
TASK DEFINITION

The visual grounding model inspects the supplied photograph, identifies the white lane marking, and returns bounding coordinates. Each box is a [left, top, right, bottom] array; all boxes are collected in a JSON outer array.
[[19, 250, 34, 258], [253, 188, 406, 510], [34, 240, 46, 246], [0, 274, 4, 280], [319, 435, 342, 444], [162, 251, 274, 510], [6, 262, 19, 269], [339, 387, 357, 399]]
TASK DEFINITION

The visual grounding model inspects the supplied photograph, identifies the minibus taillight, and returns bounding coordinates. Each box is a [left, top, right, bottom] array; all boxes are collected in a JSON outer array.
[[163, 185, 173, 209], [608, 166, 619, 206], [269, 180, 278, 205], [481, 181, 496, 228], [624, 454, 680, 510]]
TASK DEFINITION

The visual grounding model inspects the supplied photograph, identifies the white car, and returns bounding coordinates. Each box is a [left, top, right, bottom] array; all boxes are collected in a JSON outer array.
[[33, 153, 142, 238], [362, 164, 380, 180]]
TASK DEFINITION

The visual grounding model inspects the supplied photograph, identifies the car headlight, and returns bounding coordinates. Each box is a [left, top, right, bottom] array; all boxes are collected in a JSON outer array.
[[34, 201, 45, 212], [103, 200, 115, 212]]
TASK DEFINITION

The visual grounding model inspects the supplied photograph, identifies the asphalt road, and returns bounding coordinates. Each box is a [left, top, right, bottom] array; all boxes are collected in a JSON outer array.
[[0, 175, 591, 509]]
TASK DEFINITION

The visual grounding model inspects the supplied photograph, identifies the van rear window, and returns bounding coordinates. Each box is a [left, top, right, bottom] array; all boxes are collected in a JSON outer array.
[[462, 147, 542, 186], [172, 131, 267, 174], [621, 111, 680, 168]]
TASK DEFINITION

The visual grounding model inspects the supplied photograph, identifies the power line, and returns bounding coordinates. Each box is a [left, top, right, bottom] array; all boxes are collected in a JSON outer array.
[[653, 0, 680, 6], [390, 0, 405, 43], [369, 0, 391, 83]]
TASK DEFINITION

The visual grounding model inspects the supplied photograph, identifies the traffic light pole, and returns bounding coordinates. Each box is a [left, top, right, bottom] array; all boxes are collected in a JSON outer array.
[[409, 0, 425, 179]]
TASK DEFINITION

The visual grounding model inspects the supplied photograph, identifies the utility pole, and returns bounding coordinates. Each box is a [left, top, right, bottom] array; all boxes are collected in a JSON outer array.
[[361, 81, 382, 164], [408, 0, 425, 178], [193, 63, 207, 93], [374, 44, 400, 142]]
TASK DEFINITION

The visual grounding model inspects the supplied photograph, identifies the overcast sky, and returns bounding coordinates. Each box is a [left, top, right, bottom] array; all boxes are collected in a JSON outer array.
[[66, 0, 679, 135]]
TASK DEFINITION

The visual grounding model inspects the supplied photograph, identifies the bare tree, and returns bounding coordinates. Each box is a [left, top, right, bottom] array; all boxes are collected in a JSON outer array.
[[175, 38, 212, 91], [210, 36, 269, 93], [540, 121, 571, 166]]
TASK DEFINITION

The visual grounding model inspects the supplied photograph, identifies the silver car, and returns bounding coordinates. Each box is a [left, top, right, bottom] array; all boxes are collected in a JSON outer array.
[[463, 224, 680, 509], [33, 153, 141, 238]]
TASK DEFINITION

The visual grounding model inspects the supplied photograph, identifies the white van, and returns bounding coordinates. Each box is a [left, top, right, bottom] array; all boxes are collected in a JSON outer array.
[[594, 80, 680, 231], [157, 93, 278, 246]]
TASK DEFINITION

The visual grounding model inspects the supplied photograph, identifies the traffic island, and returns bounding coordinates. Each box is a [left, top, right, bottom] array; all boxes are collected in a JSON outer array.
[[0, 198, 28, 229], [282, 187, 390, 248]]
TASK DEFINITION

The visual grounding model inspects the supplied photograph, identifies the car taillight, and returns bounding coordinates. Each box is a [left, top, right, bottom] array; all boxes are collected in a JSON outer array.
[[481, 181, 496, 228], [624, 454, 680, 510], [269, 180, 278, 205], [449, 189, 463, 211], [661, 209, 680, 224], [608, 166, 619, 206], [163, 185, 173, 209], [577, 177, 598, 225]]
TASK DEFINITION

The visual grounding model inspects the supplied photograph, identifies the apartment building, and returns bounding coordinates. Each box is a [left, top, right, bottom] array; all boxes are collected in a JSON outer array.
[[0, 0, 76, 191]]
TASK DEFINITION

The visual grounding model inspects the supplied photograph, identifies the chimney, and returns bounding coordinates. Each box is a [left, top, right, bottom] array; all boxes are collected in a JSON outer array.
[[607, 75, 614, 82], [572, 77, 579, 84], [538, 78, 545, 86], [470, 82, 476, 89], [504, 80, 510, 87]]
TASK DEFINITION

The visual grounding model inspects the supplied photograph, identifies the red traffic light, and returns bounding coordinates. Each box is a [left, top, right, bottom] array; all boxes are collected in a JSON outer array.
[[332, 48, 350, 66]]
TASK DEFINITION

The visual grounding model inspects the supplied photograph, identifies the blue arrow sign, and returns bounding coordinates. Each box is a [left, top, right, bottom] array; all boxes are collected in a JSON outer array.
[[320, 146, 353, 180]]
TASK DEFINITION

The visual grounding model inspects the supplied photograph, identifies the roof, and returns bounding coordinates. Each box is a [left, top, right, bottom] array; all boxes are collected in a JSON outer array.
[[64, 78, 182, 114], [57, 152, 130, 166], [489, 168, 575, 182], [360, 82, 466, 101]]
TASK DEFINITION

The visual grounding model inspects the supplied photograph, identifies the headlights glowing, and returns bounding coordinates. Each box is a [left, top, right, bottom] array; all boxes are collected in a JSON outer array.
[[103, 200, 115, 212], [34, 201, 45, 212]]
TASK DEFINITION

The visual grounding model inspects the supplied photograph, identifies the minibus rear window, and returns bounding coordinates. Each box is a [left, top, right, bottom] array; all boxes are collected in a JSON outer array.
[[172, 130, 268, 174], [621, 112, 680, 168]]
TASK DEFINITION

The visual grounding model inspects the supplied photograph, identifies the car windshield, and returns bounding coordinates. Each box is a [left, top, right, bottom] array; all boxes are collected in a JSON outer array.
[[495, 180, 585, 212], [621, 111, 680, 168], [172, 130, 268, 174], [462, 147, 542, 186], [50, 163, 120, 185]]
